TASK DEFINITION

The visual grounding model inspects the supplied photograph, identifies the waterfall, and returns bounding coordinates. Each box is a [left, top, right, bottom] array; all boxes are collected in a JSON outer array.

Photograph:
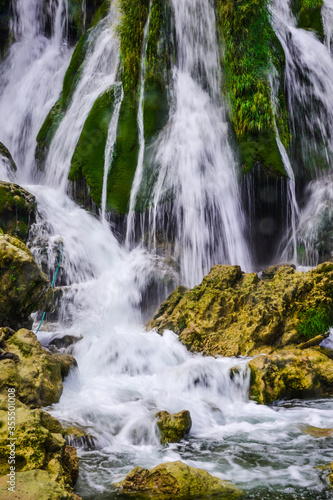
[[43, 3, 120, 191], [0, 0, 71, 182], [0, 1, 333, 498], [127, 0, 251, 287], [272, 0, 333, 167], [125, 2, 152, 246]]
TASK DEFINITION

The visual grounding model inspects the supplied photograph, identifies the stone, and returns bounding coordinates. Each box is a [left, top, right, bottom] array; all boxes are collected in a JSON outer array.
[[0, 328, 64, 407], [64, 426, 95, 449], [248, 347, 333, 404], [0, 469, 80, 500], [148, 263, 333, 357], [115, 460, 243, 498], [0, 181, 36, 242], [0, 396, 78, 489], [0, 234, 53, 330], [156, 410, 192, 444]]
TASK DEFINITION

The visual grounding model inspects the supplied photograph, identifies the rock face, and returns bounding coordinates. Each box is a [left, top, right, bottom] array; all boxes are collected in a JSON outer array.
[[0, 328, 66, 407], [0, 181, 36, 242], [115, 460, 243, 499], [0, 396, 78, 488], [249, 346, 333, 404], [148, 263, 333, 357], [0, 234, 53, 330], [156, 410, 192, 444]]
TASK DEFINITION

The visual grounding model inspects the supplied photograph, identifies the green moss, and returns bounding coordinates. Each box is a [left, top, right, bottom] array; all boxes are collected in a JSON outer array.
[[63, 30, 90, 109], [69, 86, 119, 206], [106, 94, 139, 213], [239, 130, 286, 175], [117, 0, 150, 98], [90, 0, 111, 28], [291, 0, 324, 39], [217, 0, 290, 175], [298, 308, 332, 339], [35, 97, 64, 167]]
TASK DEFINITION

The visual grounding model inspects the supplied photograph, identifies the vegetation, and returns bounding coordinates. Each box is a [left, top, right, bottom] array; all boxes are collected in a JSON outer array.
[[69, 86, 119, 206], [291, 0, 324, 39], [217, 0, 289, 175], [298, 308, 332, 339]]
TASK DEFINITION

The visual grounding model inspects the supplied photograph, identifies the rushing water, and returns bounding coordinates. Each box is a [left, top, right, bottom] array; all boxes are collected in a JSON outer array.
[[0, 0, 333, 499]]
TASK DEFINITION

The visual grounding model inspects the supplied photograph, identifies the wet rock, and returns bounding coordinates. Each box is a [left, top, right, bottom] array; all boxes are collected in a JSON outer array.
[[64, 426, 95, 449], [148, 263, 333, 357], [329, 463, 333, 486], [0, 469, 80, 500], [0, 144, 16, 180], [53, 353, 77, 378], [0, 328, 65, 407], [0, 396, 78, 490], [249, 347, 333, 404], [0, 234, 53, 330], [0, 181, 36, 242], [115, 460, 243, 498], [156, 410, 192, 444], [50, 334, 82, 349], [299, 424, 333, 437]]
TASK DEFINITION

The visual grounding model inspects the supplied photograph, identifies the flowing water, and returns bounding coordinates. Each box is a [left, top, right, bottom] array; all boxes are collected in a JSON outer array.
[[0, 0, 332, 499]]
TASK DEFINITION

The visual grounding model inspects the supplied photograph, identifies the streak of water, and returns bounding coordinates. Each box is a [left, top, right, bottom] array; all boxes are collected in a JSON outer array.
[[0, 0, 71, 181]]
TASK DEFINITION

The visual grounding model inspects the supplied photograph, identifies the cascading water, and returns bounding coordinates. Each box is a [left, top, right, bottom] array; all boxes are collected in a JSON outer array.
[[127, 0, 251, 287], [0, 1, 333, 499], [0, 0, 71, 182]]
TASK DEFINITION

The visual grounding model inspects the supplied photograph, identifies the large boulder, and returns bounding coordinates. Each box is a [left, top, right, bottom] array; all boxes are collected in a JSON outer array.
[[156, 410, 192, 444], [148, 263, 333, 357], [0, 470, 80, 500], [0, 181, 36, 242], [0, 234, 53, 330], [249, 346, 333, 404], [0, 396, 78, 489], [0, 328, 68, 407], [115, 460, 243, 499]]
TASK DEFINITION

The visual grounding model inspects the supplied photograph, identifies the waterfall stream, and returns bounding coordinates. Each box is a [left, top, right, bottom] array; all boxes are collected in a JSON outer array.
[[0, 0, 333, 499]]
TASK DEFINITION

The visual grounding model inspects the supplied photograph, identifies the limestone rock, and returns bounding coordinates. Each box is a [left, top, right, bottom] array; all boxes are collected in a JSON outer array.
[[249, 347, 333, 404], [156, 410, 192, 444], [148, 263, 333, 357], [0, 470, 80, 500], [115, 460, 243, 498], [0, 234, 53, 330], [0, 328, 64, 407], [0, 181, 36, 242], [0, 396, 78, 490]]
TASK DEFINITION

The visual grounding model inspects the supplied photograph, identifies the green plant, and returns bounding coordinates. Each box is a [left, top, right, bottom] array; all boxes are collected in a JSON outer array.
[[297, 308, 332, 339]]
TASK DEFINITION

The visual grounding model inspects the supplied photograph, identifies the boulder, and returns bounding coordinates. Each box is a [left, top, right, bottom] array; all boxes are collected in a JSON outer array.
[[148, 263, 333, 357], [0, 469, 80, 500], [0, 181, 36, 242], [248, 347, 333, 404], [0, 396, 78, 489], [0, 234, 53, 330], [156, 410, 192, 444], [115, 460, 243, 498], [0, 328, 65, 407]]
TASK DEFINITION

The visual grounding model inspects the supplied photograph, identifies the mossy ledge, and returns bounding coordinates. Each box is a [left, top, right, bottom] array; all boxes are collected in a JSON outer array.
[[290, 0, 324, 40], [217, 0, 289, 176]]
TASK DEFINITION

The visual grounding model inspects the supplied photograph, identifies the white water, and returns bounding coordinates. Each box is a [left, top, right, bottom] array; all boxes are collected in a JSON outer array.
[[272, 0, 333, 165], [0, 1, 332, 499], [125, 2, 152, 246], [0, 0, 71, 182], [43, 3, 120, 191], [128, 0, 251, 287]]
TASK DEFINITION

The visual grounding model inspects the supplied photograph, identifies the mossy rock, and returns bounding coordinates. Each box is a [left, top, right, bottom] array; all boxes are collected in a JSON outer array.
[[0, 469, 80, 500], [69, 85, 120, 207], [0, 182, 36, 242], [156, 410, 192, 444], [0, 0, 11, 54], [35, 97, 65, 170], [249, 346, 333, 404], [0, 143, 17, 180], [0, 328, 66, 407], [0, 395, 79, 490], [106, 94, 139, 213], [290, 0, 324, 40], [239, 130, 286, 176], [148, 262, 333, 357], [0, 235, 53, 330], [115, 460, 243, 498]]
